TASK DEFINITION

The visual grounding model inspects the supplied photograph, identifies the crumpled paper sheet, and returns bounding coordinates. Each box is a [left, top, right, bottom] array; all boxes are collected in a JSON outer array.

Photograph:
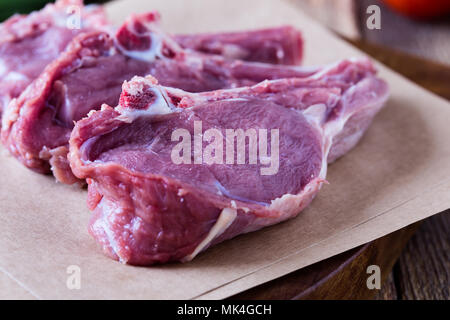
[[1, 0, 449, 299]]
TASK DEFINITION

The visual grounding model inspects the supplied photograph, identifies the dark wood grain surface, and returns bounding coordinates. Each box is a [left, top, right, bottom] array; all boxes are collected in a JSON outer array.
[[374, 212, 449, 300], [395, 213, 449, 299], [375, 271, 397, 300]]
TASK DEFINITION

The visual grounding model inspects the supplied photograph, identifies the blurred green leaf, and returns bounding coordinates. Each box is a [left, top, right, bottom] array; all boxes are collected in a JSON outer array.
[[0, 0, 109, 22], [0, 0, 49, 21]]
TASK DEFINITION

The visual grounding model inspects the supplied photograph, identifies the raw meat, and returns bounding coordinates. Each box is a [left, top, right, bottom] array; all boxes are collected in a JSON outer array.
[[175, 25, 303, 65], [1, 12, 316, 183], [0, 0, 107, 119], [68, 61, 389, 265], [0, 2, 302, 122]]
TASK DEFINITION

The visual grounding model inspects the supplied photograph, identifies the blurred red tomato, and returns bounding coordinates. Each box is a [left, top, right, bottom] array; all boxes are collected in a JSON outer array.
[[383, 0, 450, 19]]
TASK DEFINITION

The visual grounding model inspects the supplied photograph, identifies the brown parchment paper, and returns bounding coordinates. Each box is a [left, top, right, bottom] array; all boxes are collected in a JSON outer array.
[[1, 0, 450, 300]]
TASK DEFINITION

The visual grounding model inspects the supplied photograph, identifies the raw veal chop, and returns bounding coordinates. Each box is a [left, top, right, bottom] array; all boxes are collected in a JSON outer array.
[[69, 66, 388, 264]]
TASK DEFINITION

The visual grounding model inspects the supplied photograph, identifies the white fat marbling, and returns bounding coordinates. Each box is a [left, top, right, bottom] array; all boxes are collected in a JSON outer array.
[[182, 207, 237, 262]]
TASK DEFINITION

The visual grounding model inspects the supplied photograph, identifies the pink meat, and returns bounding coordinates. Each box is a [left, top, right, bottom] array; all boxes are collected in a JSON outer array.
[[1, 12, 316, 183], [69, 63, 389, 265], [0, 0, 107, 119], [175, 25, 303, 65], [0, 3, 302, 123]]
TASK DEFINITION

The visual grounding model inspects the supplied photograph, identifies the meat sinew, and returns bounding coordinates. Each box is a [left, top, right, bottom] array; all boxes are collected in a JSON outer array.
[[174, 25, 303, 65], [0, 0, 107, 119], [69, 62, 389, 265], [1, 12, 314, 183], [69, 76, 329, 265]]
